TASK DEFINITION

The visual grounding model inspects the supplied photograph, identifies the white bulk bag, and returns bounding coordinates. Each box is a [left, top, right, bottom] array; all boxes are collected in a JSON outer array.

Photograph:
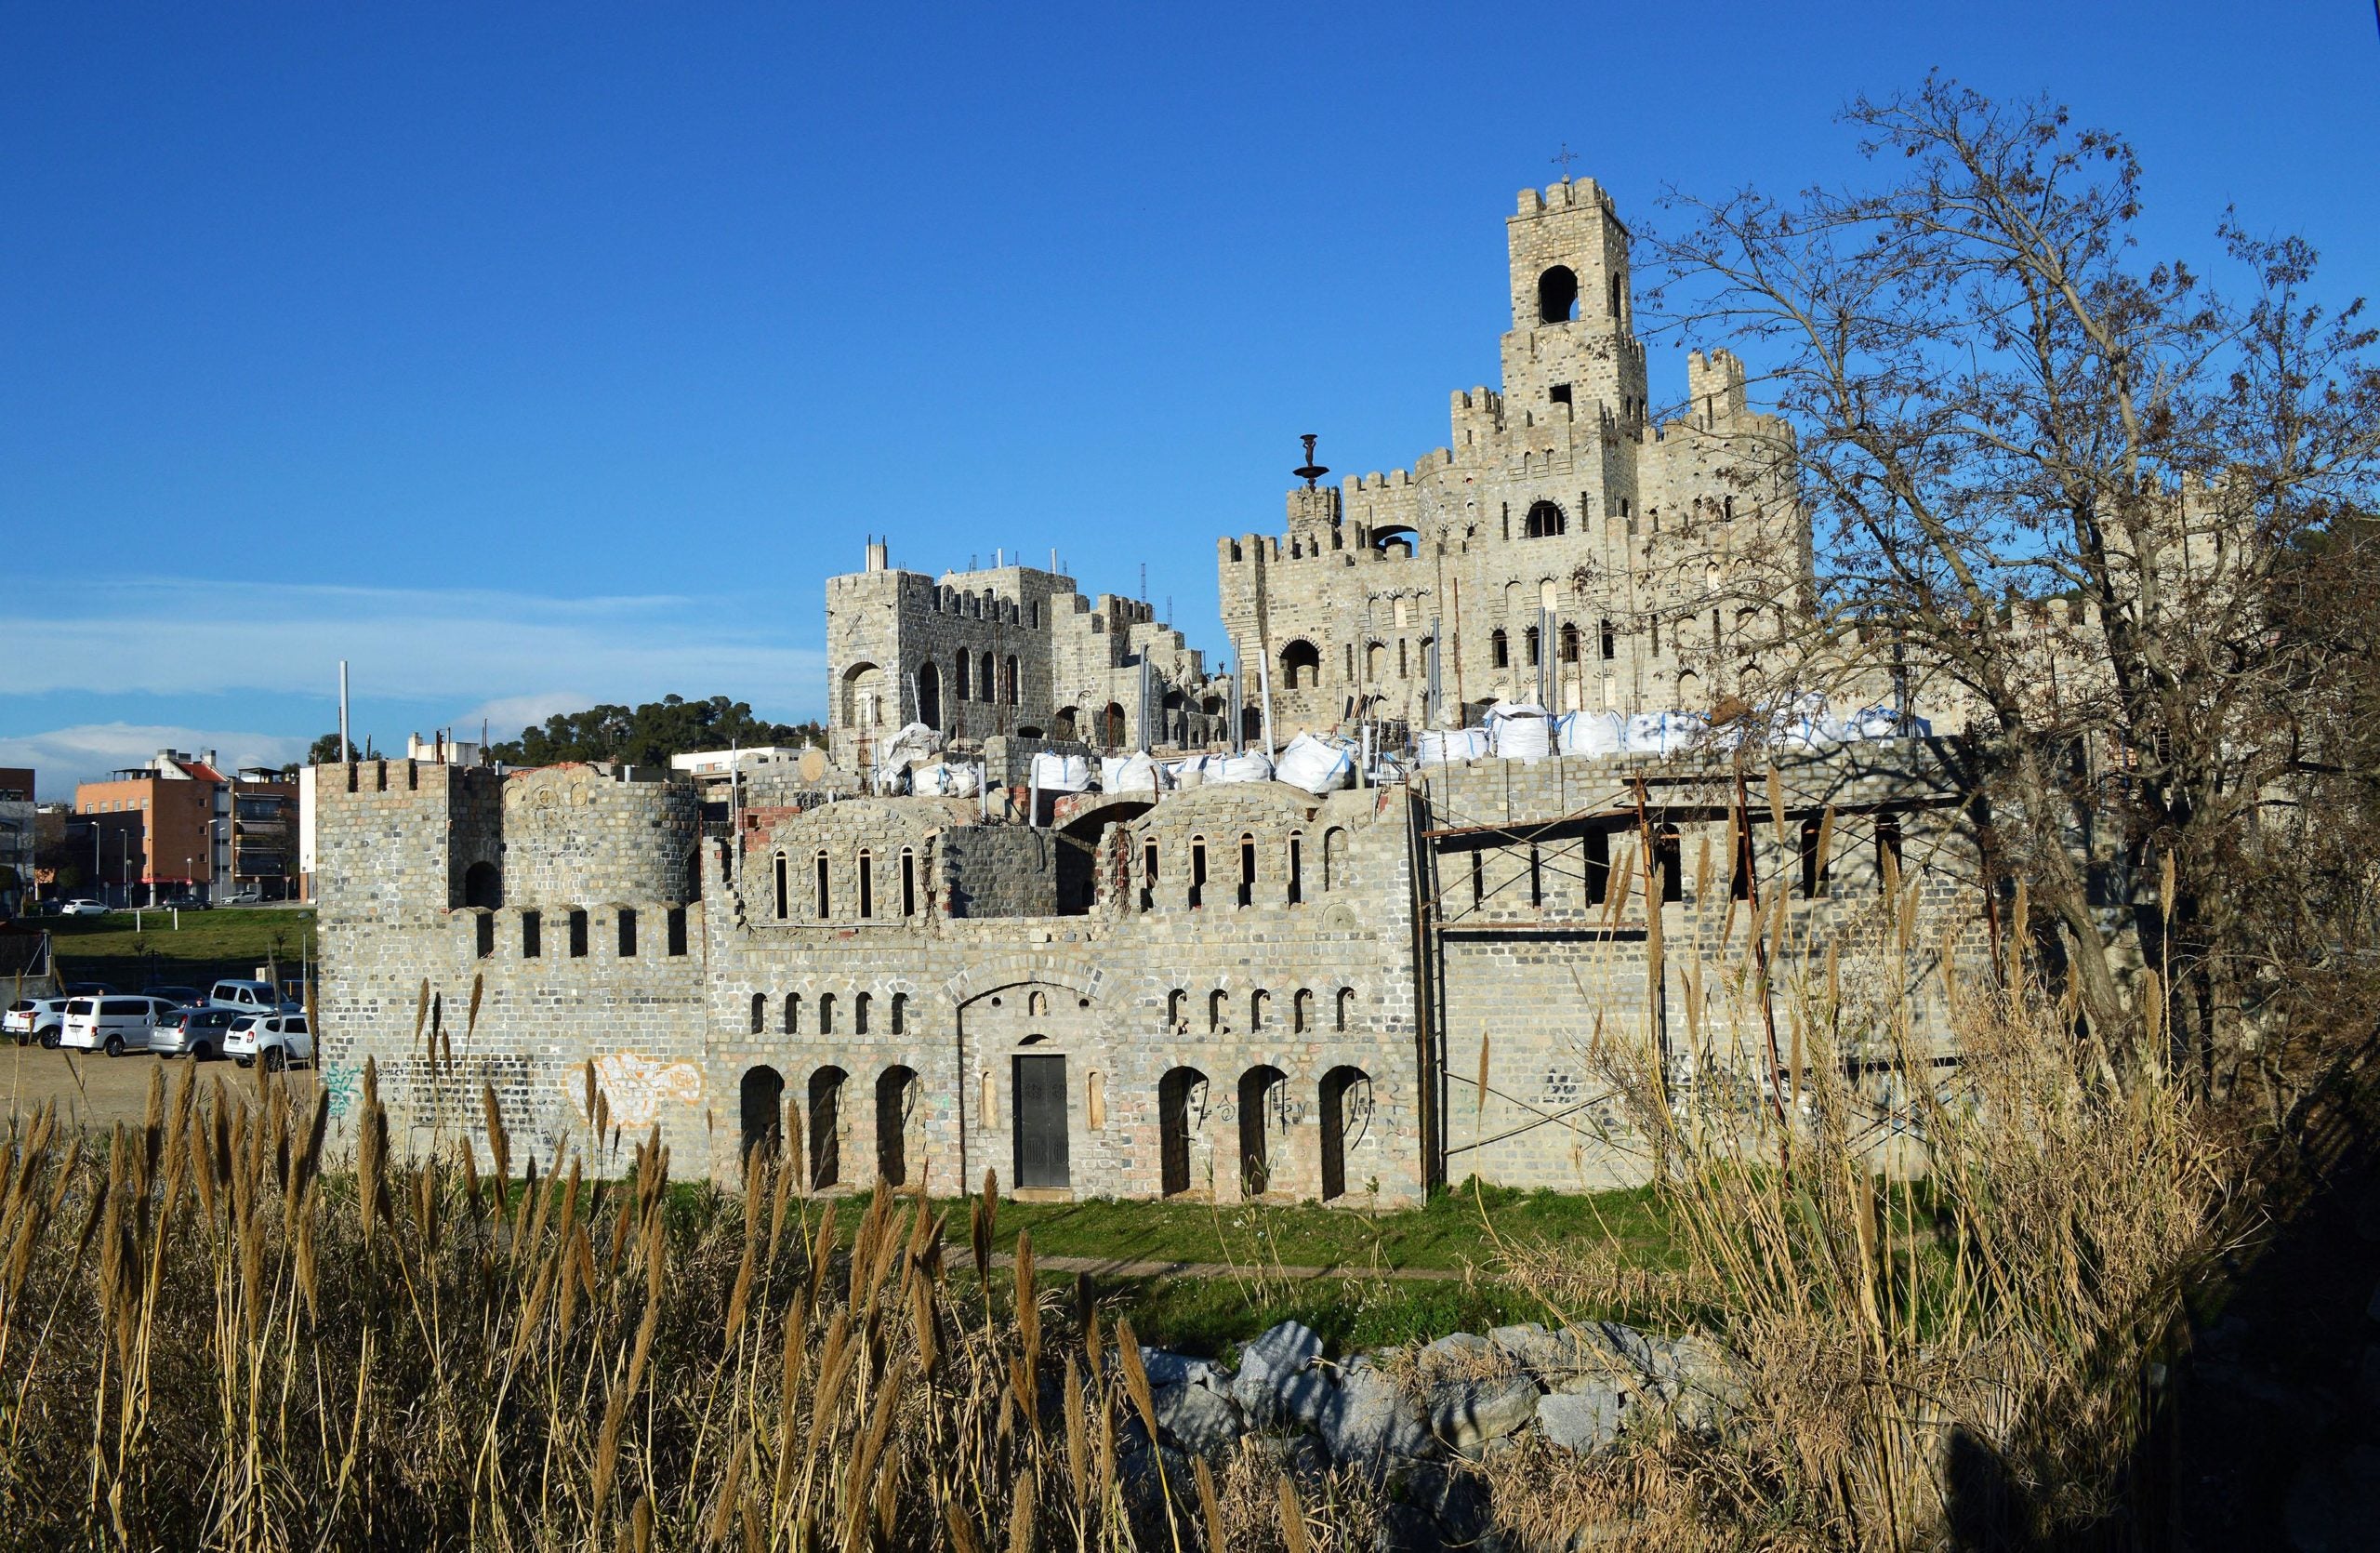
[[1275, 733, 1355, 794], [1559, 710, 1624, 758], [1168, 755, 1208, 790], [1207, 750, 1274, 785], [1029, 751, 1094, 792], [1106, 750, 1171, 795], [912, 762, 980, 797], [1415, 728, 1492, 765]]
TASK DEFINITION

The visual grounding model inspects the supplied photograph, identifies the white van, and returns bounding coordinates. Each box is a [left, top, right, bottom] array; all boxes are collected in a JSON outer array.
[[59, 996, 178, 1057]]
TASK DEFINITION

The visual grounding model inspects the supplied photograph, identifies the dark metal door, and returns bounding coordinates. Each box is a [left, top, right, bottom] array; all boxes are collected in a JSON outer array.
[[1012, 1055, 1069, 1189]]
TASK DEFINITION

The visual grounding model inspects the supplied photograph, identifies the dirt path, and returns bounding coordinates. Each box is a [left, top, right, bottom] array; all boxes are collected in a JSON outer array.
[[0, 1045, 311, 1132]]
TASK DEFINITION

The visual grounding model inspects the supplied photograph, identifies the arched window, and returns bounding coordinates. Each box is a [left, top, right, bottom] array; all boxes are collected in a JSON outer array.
[[1167, 989, 1188, 1029], [1365, 641, 1386, 681], [1003, 655, 1021, 705], [1280, 639, 1321, 690], [890, 992, 908, 1034], [1237, 833, 1256, 909], [814, 852, 830, 919], [980, 651, 996, 703], [462, 860, 500, 910], [1655, 823, 1683, 903], [1600, 618, 1616, 661], [1293, 989, 1314, 1033], [916, 659, 942, 731], [818, 993, 837, 1034], [782, 993, 800, 1035], [1285, 832, 1303, 906], [900, 848, 917, 916], [1188, 837, 1207, 909], [1102, 703, 1127, 747], [1208, 989, 1227, 1033], [953, 652, 971, 701], [1559, 622, 1580, 663], [1323, 828, 1348, 891], [854, 991, 872, 1034], [1142, 838, 1159, 910], [1524, 500, 1566, 538], [856, 850, 874, 919], [1537, 265, 1580, 324], [1336, 987, 1355, 1030], [749, 992, 766, 1035], [1524, 625, 1541, 668], [1250, 989, 1271, 1029]]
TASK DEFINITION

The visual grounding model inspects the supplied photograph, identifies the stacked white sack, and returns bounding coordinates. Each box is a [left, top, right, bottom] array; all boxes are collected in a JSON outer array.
[[1275, 733, 1356, 794], [1104, 751, 1172, 795], [1559, 710, 1625, 757], [1029, 751, 1094, 792], [1206, 750, 1274, 785], [1486, 700, 1555, 762], [1415, 728, 1493, 764], [911, 763, 980, 798]]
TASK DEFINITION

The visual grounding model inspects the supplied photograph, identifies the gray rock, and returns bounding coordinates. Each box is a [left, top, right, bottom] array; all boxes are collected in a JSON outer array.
[[1140, 1347, 1225, 1390], [1429, 1374, 1540, 1453], [1232, 1320, 1326, 1427], [1538, 1386, 1628, 1453], [1254, 1430, 1330, 1479], [1316, 1365, 1436, 1472], [1154, 1380, 1244, 1459], [1421, 1331, 1493, 1365]]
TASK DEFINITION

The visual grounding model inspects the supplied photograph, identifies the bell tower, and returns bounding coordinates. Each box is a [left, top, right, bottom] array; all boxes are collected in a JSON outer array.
[[1500, 179, 1648, 431]]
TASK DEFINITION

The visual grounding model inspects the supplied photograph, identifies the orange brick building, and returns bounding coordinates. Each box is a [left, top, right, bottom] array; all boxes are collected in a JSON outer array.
[[73, 750, 300, 904]]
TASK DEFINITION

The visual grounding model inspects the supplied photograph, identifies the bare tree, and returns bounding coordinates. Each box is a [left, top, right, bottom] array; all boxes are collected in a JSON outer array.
[[1646, 77, 2380, 1082]]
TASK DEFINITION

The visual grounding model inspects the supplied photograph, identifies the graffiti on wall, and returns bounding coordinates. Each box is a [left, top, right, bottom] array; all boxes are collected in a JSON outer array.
[[569, 1051, 704, 1131]]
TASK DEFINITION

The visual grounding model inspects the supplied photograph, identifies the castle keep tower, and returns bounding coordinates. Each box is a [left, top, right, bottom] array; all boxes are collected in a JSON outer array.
[[1219, 179, 1806, 739]]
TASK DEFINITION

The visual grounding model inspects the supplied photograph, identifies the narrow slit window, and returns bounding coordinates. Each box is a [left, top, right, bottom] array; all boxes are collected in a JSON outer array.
[[1800, 816, 1828, 899], [617, 908, 638, 957], [749, 992, 766, 1035], [522, 909, 542, 959], [856, 850, 874, 919], [814, 853, 830, 918], [667, 906, 687, 957], [774, 854, 788, 920], [1237, 833, 1255, 908], [568, 909, 588, 958], [1585, 831, 1610, 904], [900, 848, 917, 916], [1471, 849, 1485, 908], [475, 913, 494, 960], [784, 994, 800, 1034], [1189, 839, 1207, 909], [1286, 835, 1302, 906]]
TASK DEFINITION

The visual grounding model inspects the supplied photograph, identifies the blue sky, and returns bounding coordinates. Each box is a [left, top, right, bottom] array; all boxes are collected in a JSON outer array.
[[5, 2, 2373, 796]]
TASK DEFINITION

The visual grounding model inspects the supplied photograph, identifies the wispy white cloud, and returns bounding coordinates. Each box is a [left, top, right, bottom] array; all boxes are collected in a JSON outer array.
[[1, 578, 826, 718], [0, 723, 310, 798]]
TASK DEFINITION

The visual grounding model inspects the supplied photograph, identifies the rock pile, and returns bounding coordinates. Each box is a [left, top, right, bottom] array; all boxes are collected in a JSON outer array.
[[1123, 1318, 1745, 1544]]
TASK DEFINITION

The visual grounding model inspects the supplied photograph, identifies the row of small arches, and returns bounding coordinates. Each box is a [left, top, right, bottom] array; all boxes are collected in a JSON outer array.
[[1166, 985, 1356, 1035], [748, 989, 908, 1036], [769, 847, 920, 922], [1140, 828, 1349, 909]]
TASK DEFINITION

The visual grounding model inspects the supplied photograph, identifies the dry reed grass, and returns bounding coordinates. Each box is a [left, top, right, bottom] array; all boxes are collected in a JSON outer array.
[[0, 1055, 1363, 1549]]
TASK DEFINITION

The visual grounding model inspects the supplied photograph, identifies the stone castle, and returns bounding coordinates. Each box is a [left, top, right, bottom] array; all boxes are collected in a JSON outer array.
[[316, 179, 1990, 1204]]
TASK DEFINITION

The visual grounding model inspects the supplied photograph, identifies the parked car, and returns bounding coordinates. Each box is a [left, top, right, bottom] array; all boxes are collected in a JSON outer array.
[[223, 887, 263, 906], [143, 985, 208, 1008], [63, 981, 113, 998], [207, 979, 298, 1016], [59, 995, 178, 1056], [152, 1005, 242, 1060], [4, 998, 73, 1046], [226, 1012, 311, 1070], [59, 900, 108, 918]]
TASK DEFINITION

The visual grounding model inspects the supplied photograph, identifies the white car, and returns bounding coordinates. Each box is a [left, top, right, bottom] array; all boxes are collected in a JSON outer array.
[[4, 998, 73, 1047], [208, 979, 299, 1016], [226, 1013, 311, 1070], [59, 995, 179, 1056], [58, 899, 108, 918]]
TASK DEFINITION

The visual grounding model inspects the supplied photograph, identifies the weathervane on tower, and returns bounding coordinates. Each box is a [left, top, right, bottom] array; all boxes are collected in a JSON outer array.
[[1293, 433, 1329, 490]]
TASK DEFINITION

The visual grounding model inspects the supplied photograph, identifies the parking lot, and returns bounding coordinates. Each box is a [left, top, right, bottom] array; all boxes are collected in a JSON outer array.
[[0, 1044, 312, 1132]]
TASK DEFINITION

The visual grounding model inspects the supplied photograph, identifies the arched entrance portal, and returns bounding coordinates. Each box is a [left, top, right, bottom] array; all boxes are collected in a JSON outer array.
[[1318, 1066, 1372, 1202], [739, 1066, 785, 1167], [1159, 1066, 1208, 1196], [876, 1066, 918, 1188], [1237, 1065, 1288, 1199], [809, 1067, 847, 1189]]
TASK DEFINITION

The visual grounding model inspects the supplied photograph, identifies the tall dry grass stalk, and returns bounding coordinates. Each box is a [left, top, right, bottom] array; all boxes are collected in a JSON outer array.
[[1501, 826, 2231, 1551], [0, 1059, 1361, 1549]]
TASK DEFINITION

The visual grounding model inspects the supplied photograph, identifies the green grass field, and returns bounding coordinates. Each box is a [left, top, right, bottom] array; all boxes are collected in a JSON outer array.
[[34, 908, 318, 993]]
